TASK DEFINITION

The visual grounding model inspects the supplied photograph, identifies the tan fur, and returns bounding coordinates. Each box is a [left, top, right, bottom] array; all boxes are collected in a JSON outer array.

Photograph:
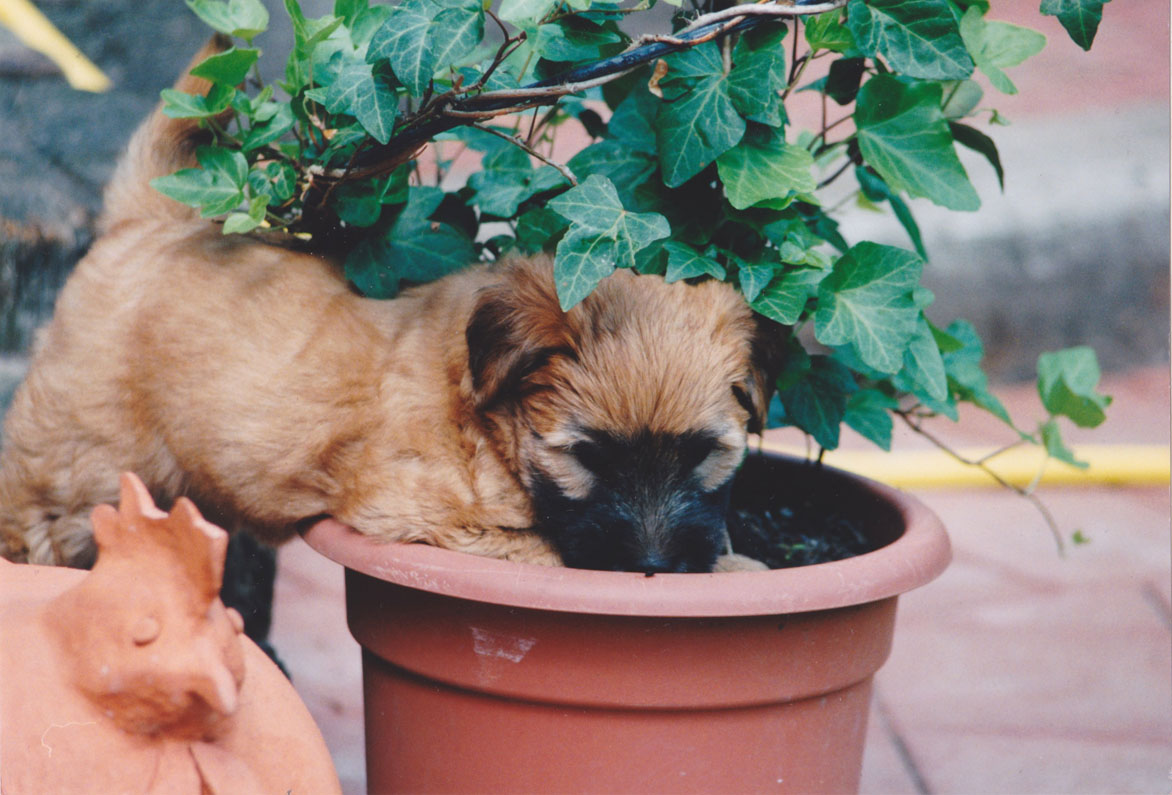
[[0, 40, 774, 571]]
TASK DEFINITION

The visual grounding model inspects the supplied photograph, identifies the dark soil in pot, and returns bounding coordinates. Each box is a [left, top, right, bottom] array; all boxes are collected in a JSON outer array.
[[727, 451, 897, 569]]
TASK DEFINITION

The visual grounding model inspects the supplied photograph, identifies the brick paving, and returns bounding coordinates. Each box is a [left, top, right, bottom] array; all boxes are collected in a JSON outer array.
[[852, 371, 1170, 794]]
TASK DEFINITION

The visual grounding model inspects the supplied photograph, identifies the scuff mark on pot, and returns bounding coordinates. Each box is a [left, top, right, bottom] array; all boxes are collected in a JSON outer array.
[[470, 627, 537, 663]]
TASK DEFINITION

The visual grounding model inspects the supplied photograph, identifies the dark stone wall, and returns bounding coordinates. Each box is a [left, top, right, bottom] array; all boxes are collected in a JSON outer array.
[[0, 1, 212, 355], [0, 0, 325, 358]]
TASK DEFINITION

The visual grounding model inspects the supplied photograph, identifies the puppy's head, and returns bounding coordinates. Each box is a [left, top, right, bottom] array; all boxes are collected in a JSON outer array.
[[466, 258, 783, 574]]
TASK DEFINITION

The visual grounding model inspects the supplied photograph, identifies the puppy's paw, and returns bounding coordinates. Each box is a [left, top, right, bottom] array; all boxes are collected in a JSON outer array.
[[509, 548, 564, 567], [712, 552, 769, 573], [500, 538, 564, 567]]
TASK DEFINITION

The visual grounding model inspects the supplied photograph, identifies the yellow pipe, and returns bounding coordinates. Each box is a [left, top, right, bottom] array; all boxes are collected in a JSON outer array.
[[756, 441, 1170, 490], [0, 0, 111, 92]]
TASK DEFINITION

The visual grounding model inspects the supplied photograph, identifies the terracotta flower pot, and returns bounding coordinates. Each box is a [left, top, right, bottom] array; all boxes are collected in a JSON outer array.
[[303, 453, 950, 794]]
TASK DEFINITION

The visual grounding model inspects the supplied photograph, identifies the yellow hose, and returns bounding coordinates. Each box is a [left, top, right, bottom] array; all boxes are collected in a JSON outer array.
[[0, 0, 111, 92], [756, 441, 1170, 490]]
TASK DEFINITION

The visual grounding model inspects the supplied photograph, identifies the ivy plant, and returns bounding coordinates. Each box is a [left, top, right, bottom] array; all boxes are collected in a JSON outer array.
[[154, 0, 1115, 548]]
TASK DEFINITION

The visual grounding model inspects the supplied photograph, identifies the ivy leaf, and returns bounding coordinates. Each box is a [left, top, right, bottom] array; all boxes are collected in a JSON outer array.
[[345, 187, 474, 298], [186, 0, 269, 41], [548, 175, 670, 308], [515, 206, 569, 253], [548, 174, 668, 246], [497, 0, 557, 30], [150, 167, 242, 218], [607, 87, 658, 154], [535, 18, 623, 62], [845, 388, 899, 450], [750, 268, 825, 325], [151, 144, 250, 218], [855, 75, 980, 211], [824, 57, 866, 105], [189, 47, 260, 86], [814, 242, 922, 374], [1040, 418, 1089, 469], [553, 230, 620, 310], [468, 145, 553, 218], [855, 166, 926, 258], [949, 122, 1004, 190], [286, 0, 342, 51], [222, 194, 269, 235], [1036, 346, 1112, 428], [716, 127, 816, 210], [942, 319, 1012, 425], [846, 0, 974, 80], [959, 7, 1046, 94], [941, 79, 984, 119], [568, 141, 658, 209], [804, 9, 854, 53], [348, 3, 393, 49], [247, 161, 297, 203], [727, 26, 788, 128], [160, 83, 235, 119], [736, 260, 776, 303], [196, 145, 248, 188], [900, 314, 948, 401], [662, 242, 726, 283], [765, 218, 836, 269], [429, 1, 485, 77], [283, 0, 344, 91], [368, 0, 481, 96], [470, 158, 531, 218], [325, 56, 399, 144], [241, 103, 295, 151], [333, 181, 384, 227], [335, 0, 367, 27], [655, 43, 746, 188], [1040, 0, 1111, 51], [368, 0, 436, 96], [776, 355, 857, 450]]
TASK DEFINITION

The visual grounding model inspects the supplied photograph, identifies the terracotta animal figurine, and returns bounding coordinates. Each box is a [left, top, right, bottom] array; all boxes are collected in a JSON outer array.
[[0, 472, 340, 794]]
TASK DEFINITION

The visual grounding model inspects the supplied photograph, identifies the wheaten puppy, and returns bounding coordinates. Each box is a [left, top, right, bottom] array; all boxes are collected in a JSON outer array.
[[0, 40, 776, 574]]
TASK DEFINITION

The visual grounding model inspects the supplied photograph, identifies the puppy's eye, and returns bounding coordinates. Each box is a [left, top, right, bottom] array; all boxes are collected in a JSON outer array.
[[570, 440, 610, 474], [731, 384, 756, 420], [678, 434, 717, 473]]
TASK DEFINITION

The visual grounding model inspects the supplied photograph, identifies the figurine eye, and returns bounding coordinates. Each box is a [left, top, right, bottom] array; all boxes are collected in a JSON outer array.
[[131, 616, 161, 646]]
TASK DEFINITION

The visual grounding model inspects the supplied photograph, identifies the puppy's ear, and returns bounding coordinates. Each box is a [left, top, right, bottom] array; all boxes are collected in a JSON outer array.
[[466, 265, 574, 411], [737, 315, 790, 434]]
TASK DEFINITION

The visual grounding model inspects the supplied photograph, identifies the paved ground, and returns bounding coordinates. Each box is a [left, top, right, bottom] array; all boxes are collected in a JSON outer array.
[[270, 365, 1170, 794], [851, 366, 1171, 794]]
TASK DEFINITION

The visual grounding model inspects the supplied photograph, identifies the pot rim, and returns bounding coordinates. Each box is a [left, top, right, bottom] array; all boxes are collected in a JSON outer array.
[[302, 455, 951, 617]]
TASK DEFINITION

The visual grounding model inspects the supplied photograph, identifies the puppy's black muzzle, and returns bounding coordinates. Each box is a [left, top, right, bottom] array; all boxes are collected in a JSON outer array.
[[529, 430, 735, 574]]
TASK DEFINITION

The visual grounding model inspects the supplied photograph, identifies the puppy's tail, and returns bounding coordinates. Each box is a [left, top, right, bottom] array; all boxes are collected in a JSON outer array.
[[99, 34, 233, 231]]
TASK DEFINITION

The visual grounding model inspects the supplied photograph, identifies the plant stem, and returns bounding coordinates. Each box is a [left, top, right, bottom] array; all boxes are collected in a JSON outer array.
[[894, 410, 1066, 553], [472, 122, 578, 186]]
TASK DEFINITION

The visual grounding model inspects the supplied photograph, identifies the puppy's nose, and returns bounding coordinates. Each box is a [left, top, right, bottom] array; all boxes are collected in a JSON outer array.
[[637, 554, 673, 576]]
